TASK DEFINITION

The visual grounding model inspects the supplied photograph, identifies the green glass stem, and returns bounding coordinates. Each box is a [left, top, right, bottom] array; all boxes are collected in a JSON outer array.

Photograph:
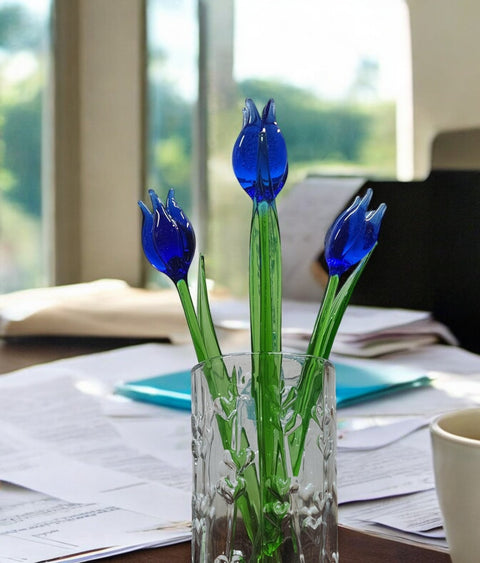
[[176, 278, 237, 452], [288, 250, 375, 474], [307, 275, 339, 359], [196, 255, 222, 360], [287, 276, 338, 475], [249, 200, 282, 354], [176, 278, 208, 362], [322, 248, 375, 358], [177, 279, 261, 543], [248, 200, 287, 558]]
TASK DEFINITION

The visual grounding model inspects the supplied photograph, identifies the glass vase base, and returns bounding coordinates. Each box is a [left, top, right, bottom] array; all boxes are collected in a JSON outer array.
[[191, 353, 338, 563]]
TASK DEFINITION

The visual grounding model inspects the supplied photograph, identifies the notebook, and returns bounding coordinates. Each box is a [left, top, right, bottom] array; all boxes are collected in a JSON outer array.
[[115, 362, 431, 410]]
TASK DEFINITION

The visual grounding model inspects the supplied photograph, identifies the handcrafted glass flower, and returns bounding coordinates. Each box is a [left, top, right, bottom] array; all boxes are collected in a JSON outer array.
[[138, 188, 195, 284], [138, 98, 387, 562], [232, 98, 288, 202], [324, 188, 387, 276]]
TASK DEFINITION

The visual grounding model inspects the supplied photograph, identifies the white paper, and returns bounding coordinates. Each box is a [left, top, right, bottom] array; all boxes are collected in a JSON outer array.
[[0, 378, 191, 520], [340, 489, 444, 538], [337, 416, 429, 450], [211, 300, 433, 337], [337, 428, 435, 504], [333, 345, 480, 418], [277, 175, 364, 301], [211, 300, 457, 357], [333, 344, 480, 377], [0, 482, 189, 563], [0, 345, 196, 561], [1, 341, 478, 559], [336, 306, 430, 335]]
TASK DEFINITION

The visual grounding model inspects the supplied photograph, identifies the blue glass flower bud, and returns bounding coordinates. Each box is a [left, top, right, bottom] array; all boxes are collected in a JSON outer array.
[[325, 188, 386, 276], [138, 189, 195, 284], [232, 98, 288, 202]]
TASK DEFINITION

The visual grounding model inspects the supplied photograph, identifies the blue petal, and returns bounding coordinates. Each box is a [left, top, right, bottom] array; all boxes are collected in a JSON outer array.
[[244, 97, 261, 127], [232, 99, 262, 197], [363, 203, 387, 252], [255, 131, 275, 202], [166, 189, 196, 267], [166, 189, 188, 227], [261, 99, 288, 196], [325, 189, 386, 276], [338, 190, 373, 256], [232, 98, 288, 201], [138, 199, 168, 274], [138, 189, 195, 283]]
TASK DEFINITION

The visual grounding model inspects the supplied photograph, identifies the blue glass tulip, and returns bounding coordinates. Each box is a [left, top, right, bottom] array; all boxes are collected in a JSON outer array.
[[138, 189, 195, 284], [325, 188, 386, 276], [232, 98, 288, 202]]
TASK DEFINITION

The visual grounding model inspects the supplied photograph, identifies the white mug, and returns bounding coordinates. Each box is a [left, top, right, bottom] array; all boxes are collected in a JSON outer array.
[[431, 408, 480, 563]]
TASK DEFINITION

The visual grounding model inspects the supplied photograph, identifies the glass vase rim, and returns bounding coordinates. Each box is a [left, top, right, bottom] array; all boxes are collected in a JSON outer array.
[[191, 351, 334, 374]]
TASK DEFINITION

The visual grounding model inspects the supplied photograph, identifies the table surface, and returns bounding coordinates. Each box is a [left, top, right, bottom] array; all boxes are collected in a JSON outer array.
[[0, 336, 452, 563]]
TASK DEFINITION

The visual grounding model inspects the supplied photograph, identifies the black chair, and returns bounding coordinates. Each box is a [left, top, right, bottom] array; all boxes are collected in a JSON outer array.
[[317, 170, 480, 354]]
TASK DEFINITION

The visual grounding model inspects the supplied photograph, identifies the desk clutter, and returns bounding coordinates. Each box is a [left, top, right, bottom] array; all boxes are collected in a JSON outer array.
[[0, 279, 191, 343], [279, 171, 480, 356], [0, 279, 457, 358], [0, 276, 471, 561], [1, 338, 480, 561], [325, 171, 480, 356], [210, 298, 458, 357], [114, 361, 432, 410]]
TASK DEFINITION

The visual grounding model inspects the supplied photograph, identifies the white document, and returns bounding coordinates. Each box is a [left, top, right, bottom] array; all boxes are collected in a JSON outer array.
[[0, 482, 190, 563], [337, 428, 435, 504], [0, 344, 197, 561], [277, 175, 365, 301], [333, 342, 480, 376], [0, 279, 193, 343], [1, 341, 478, 560], [0, 377, 191, 519], [211, 299, 458, 357], [340, 489, 444, 539], [337, 416, 430, 450]]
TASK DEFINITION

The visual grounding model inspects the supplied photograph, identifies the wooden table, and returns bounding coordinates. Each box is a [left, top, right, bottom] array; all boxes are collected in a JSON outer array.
[[0, 337, 452, 562]]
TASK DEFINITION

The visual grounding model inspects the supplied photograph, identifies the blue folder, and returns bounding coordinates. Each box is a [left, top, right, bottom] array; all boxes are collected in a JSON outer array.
[[115, 362, 431, 411], [334, 362, 431, 407]]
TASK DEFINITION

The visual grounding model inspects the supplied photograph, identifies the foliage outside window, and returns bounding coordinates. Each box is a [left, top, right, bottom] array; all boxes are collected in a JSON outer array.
[[146, 0, 402, 295], [0, 0, 402, 294], [0, 0, 51, 293]]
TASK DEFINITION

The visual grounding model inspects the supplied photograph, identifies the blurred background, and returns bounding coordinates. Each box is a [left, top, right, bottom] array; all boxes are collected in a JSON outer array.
[[0, 0, 478, 297]]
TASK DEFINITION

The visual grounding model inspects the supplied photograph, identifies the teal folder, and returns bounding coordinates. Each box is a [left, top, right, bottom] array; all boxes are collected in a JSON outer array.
[[334, 362, 431, 407], [115, 362, 431, 411], [116, 370, 192, 410]]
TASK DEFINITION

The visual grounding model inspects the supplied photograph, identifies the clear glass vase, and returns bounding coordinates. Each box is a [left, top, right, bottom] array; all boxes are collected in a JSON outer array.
[[191, 352, 338, 563]]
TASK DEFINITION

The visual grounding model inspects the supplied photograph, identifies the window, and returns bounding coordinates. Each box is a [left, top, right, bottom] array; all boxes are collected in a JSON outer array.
[[147, 0, 408, 294], [0, 0, 52, 292], [146, 0, 199, 288], [0, 1, 408, 294]]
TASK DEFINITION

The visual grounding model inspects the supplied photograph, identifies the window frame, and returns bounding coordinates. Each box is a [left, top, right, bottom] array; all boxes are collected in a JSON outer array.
[[53, 0, 146, 287]]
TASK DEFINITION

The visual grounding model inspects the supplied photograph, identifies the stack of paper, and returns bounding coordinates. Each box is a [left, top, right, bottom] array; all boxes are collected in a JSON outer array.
[[5, 342, 480, 561], [0, 281, 457, 358], [0, 279, 191, 343], [327, 306, 458, 357], [211, 299, 458, 358], [0, 343, 197, 563]]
